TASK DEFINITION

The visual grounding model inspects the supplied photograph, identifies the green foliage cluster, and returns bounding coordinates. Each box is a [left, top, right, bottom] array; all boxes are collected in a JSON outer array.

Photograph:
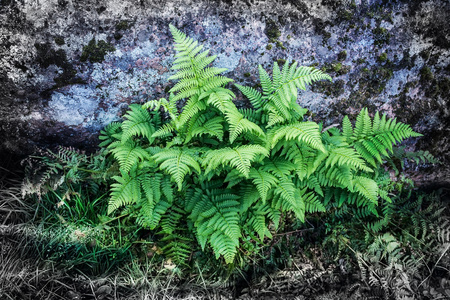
[[99, 25, 423, 266]]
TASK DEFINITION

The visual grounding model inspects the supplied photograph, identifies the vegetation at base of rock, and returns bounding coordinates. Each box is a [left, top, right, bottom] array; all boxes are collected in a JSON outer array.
[[98, 25, 425, 265], [15, 24, 445, 299], [80, 38, 116, 63]]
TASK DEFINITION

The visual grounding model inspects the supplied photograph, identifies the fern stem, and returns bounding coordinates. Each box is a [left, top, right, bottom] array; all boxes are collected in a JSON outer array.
[[418, 242, 450, 288], [272, 227, 314, 237], [101, 213, 130, 225]]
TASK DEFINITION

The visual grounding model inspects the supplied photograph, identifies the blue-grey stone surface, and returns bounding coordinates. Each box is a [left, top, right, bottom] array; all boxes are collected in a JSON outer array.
[[0, 0, 449, 183]]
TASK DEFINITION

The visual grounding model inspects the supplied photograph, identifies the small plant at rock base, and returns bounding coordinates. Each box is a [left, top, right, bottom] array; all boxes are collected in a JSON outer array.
[[100, 25, 424, 267]]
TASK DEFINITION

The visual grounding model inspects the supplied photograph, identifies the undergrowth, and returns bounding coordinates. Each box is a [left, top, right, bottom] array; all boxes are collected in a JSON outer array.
[[3, 25, 447, 299]]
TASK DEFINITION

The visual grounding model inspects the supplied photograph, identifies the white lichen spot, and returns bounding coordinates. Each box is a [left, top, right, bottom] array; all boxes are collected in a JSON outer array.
[[48, 85, 99, 126]]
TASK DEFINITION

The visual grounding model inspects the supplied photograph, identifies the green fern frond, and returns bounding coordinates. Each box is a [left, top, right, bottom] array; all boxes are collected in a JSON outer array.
[[121, 104, 156, 144], [303, 189, 326, 213], [226, 108, 265, 143], [152, 123, 175, 139], [262, 158, 296, 178], [189, 192, 241, 263], [153, 147, 201, 191], [191, 115, 225, 141], [203, 87, 236, 114], [249, 167, 279, 203], [235, 84, 264, 110], [203, 145, 269, 178], [245, 204, 272, 240], [108, 169, 141, 214], [347, 109, 423, 167], [258, 64, 274, 95], [160, 234, 193, 266], [269, 122, 326, 152], [351, 176, 379, 204], [99, 122, 122, 148], [109, 141, 151, 173], [273, 179, 306, 222], [325, 147, 373, 173]]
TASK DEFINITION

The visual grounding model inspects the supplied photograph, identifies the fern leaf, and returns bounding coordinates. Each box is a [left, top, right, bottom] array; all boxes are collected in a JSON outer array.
[[351, 176, 379, 204], [203, 145, 269, 178], [121, 104, 156, 144], [153, 148, 201, 191], [325, 147, 373, 173], [249, 168, 279, 203], [108, 169, 141, 214], [190, 193, 241, 263], [109, 141, 151, 173], [191, 116, 225, 141], [99, 122, 122, 148], [226, 108, 265, 143], [269, 122, 326, 152], [235, 84, 264, 110]]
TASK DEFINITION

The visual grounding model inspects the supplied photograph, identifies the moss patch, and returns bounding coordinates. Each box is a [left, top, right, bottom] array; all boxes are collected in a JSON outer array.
[[372, 27, 391, 46], [311, 79, 345, 97], [115, 20, 130, 31], [34, 43, 84, 97], [337, 50, 347, 61], [420, 66, 434, 82], [276, 40, 286, 50], [276, 59, 286, 66], [266, 44, 273, 50], [265, 18, 281, 41], [54, 37, 65, 46], [377, 52, 388, 63], [80, 38, 116, 63]]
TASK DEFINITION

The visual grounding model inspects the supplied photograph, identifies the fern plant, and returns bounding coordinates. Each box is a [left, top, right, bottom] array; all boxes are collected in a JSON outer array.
[[101, 25, 425, 266]]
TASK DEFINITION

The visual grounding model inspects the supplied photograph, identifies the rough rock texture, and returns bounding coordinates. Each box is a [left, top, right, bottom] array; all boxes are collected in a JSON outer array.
[[0, 0, 449, 183]]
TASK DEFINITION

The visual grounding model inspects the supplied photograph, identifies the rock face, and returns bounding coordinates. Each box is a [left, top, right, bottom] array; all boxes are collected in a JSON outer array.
[[0, 0, 449, 182]]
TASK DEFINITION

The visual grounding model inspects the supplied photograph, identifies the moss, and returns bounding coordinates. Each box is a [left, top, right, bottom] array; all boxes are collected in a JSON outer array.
[[287, 35, 291, 39], [35, 43, 85, 96], [377, 52, 388, 63], [243, 72, 251, 77], [266, 44, 273, 50], [276, 59, 286, 65], [114, 32, 123, 40], [338, 9, 353, 21], [356, 58, 366, 64], [337, 50, 347, 61], [115, 20, 130, 31], [332, 62, 342, 72], [322, 31, 331, 40], [372, 27, 391, 46], [80, 38, 116, 63], [311, 79, 345, 97], [353, 65, 393, 98], [54, 37, 65, 46], [420, 66, 434, 82], [265, 19, 281, 41], [276, 41, 286, 50]]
